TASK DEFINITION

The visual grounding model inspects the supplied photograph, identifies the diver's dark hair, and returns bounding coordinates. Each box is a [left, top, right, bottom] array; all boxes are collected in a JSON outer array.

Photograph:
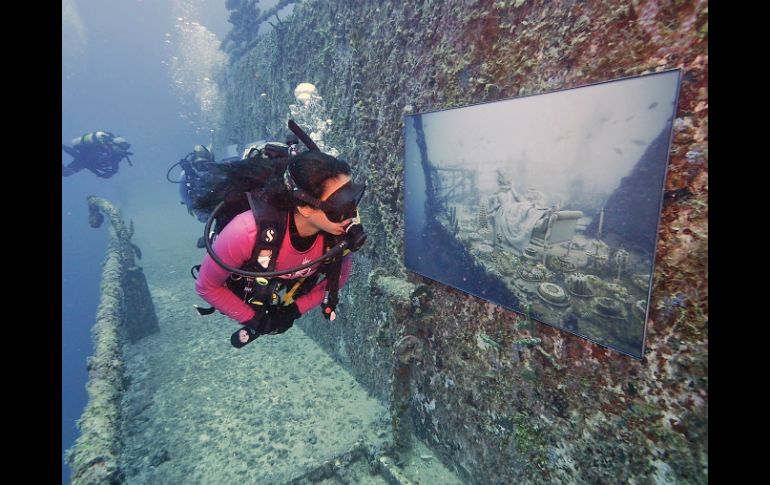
[[264, 151, 351, 211], [193, 157, 288, 213]]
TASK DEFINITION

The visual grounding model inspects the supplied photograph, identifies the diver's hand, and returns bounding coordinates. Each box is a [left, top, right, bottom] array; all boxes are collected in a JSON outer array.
[[231, 314, 269, 348], [265, 303, 301, 334], [230, 305, 300, 348], [231, 325, 260, 348]]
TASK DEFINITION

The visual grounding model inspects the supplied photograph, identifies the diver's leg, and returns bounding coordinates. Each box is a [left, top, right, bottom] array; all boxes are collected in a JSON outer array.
[[62, 165, 78, 177], [90, 166, 112, 178], [62, 145, 81, 177], [99, 164, 119, 178], [62, 158, 86, 177], [62, 144, 77, 157]]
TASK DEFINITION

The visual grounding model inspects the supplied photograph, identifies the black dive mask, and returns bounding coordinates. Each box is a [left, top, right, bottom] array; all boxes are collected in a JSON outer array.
[[284, 169, 366, 223], [318, 180, 366, 222]]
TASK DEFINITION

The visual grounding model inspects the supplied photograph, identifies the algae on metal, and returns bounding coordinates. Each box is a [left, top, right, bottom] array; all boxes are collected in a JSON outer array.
[[65, 197, 160, 484], [215, 1, 708, 483]]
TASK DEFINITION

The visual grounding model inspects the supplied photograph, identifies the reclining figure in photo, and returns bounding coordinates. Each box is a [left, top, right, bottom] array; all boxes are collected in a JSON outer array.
[[487, 170, 582, 254]]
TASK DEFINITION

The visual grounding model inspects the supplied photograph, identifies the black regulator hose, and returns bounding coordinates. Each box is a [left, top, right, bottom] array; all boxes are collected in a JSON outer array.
[[167, 152, 197, 183], [201, 120, 365, 278], [166, 160, 185, 183], [203, 201, 357, 278]]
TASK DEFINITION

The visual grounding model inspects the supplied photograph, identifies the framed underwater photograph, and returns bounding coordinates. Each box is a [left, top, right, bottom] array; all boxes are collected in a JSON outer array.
[[404, 69, 682, 358]]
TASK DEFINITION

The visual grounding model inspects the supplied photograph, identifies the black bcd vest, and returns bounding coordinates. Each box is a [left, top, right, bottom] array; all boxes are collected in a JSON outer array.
[[195, 190, 344, 319]]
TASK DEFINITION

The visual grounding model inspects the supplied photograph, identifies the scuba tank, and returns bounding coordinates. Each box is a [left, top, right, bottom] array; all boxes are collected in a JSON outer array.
[[178, 169, 194, 209], [192, 144, 213, 165], [194, 120, 367, 347], [178, 146, 216, 223], [241, 140, 267, 159], [72, 131, 111, 147], [179, 169, 209, 223], [203, 120, 366, 280]]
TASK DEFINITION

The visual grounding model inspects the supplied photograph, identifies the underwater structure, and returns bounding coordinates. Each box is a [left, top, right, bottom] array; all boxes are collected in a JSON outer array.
[[66, 197, 157, 485], [67, 1, 707, 483], [67, 197, 463, 484], [214, 1, 707, 483]]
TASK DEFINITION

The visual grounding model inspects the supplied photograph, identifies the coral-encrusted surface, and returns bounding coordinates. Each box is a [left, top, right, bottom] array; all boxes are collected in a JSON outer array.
[[217, 1, 707, 483]]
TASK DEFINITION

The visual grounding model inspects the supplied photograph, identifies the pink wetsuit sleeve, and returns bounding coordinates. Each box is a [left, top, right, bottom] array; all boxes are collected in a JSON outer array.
[[294, 253, 354, 315], [195, 211, 258, 323]]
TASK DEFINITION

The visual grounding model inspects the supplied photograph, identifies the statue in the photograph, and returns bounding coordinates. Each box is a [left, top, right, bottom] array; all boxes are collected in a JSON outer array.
[[487, 170, 549, 253]]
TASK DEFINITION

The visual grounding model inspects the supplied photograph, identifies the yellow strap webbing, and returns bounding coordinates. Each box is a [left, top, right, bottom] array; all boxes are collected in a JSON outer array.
[[282, 278, 306, 305]]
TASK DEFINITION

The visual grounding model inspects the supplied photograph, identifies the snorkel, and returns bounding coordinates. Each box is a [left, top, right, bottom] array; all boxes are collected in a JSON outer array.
[[203, 119, 367, 278]]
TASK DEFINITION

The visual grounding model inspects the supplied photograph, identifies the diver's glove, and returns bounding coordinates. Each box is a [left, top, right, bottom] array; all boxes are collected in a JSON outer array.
[[231, 324, 261, 348], [265, 303, 301, 335], [231, 313, 271, 348], [230, 303, 301, 348]]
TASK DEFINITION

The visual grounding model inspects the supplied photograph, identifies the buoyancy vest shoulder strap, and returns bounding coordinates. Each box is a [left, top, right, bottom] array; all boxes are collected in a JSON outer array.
[[237, 192, 345, 316], [222, 191, 287, 314], [244, 190, 287, 272]]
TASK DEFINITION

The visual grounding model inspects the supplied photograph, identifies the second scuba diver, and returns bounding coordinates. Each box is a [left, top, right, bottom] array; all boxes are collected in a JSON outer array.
[[63, 130, 133, 178], [194, 148, 366, 348]]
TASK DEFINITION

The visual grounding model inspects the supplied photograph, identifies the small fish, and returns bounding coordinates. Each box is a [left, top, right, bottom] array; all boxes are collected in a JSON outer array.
[[614, 147, 622, 154], [625, 115, 634, 122], [632, 139, 646, 146], [648, 101, 658, 109]]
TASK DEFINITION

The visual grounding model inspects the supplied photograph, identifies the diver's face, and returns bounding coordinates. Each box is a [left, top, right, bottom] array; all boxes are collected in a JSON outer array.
[[303, 174, 354, 236]]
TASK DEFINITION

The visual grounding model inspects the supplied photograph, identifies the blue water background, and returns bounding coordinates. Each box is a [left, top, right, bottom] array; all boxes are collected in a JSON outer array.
[[61, 1, 230, 483]]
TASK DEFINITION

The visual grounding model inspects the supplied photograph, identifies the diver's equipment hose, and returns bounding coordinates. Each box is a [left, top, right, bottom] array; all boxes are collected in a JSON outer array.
[[166, 160, 185, 183], [202, 119, 365, 278], [204, 201, 357, 278]]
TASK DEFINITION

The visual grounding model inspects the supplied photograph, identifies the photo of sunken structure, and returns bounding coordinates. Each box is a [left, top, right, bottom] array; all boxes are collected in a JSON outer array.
[[405, 70, 681, 358]]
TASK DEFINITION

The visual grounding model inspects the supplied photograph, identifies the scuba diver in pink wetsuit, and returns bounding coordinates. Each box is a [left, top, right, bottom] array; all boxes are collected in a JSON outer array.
[[193, 121, 366, 348]]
